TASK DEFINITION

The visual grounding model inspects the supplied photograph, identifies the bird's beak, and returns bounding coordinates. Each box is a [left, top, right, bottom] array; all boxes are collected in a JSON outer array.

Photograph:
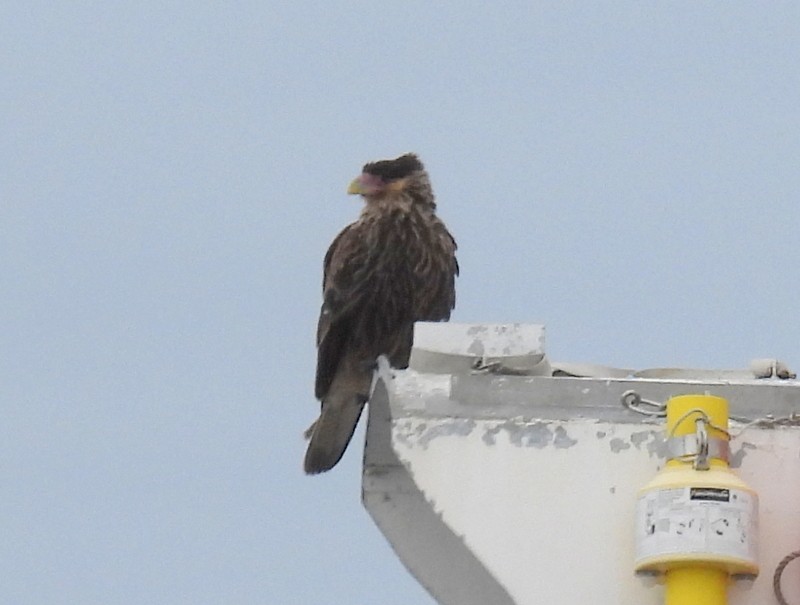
[[347, 177, 364, 195]]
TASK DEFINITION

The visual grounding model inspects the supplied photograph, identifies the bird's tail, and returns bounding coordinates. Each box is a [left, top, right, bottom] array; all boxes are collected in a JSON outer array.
[[304, 359, 373, 474]]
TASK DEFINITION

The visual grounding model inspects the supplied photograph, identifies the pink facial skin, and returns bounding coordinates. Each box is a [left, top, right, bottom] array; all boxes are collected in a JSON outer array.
[[355, 172, 386, 196]]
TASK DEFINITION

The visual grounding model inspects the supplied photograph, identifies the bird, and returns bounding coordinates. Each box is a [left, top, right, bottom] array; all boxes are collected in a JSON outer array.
[[304, 153, 458, 474]]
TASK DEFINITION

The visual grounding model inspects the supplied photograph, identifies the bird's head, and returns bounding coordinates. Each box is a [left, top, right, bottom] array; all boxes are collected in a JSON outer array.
[[347, 153, 432, 206]]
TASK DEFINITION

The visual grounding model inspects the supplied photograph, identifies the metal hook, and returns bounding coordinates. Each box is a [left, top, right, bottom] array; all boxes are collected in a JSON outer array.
[[621, 390, 667, 417], [694, 417, 710, 470]]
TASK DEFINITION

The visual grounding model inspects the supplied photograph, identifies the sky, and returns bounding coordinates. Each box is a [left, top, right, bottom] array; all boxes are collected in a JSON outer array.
[[2, 3, 800, 604]]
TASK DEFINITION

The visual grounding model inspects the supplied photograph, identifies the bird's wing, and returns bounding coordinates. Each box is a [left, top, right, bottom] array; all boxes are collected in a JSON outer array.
[[314, 222, 370, 399], [416, 224, 459, 321]]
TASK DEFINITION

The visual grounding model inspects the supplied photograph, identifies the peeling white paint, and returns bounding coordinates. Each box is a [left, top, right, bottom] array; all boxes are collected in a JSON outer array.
[[364, 323, 800, 605], [386, 417, 800, 604]]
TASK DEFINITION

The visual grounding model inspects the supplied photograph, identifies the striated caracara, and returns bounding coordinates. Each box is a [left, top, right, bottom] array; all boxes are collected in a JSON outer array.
[[304, 153, 458, 474]]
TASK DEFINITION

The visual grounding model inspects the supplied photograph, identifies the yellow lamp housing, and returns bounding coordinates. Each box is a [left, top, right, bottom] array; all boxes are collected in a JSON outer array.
[[634, 394, 759, 605]]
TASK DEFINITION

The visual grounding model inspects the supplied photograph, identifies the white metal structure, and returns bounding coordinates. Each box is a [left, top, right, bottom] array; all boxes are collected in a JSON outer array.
[[362, 323, 800, 604]]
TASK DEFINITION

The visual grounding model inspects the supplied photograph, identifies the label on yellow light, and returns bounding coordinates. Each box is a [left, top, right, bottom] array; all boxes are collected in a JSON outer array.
[[635, 486, 758, 565]]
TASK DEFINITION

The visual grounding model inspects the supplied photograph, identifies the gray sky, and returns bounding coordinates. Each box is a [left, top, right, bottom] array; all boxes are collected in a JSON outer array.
[[3, 3, 799, 604]]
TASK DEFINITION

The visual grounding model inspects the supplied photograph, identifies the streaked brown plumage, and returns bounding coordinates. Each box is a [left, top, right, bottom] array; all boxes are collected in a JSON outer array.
[[304, 153, 458, 474]]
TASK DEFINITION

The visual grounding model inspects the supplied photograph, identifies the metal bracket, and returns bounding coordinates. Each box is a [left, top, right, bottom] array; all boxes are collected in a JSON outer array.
[[666, 434, 729, 466]]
